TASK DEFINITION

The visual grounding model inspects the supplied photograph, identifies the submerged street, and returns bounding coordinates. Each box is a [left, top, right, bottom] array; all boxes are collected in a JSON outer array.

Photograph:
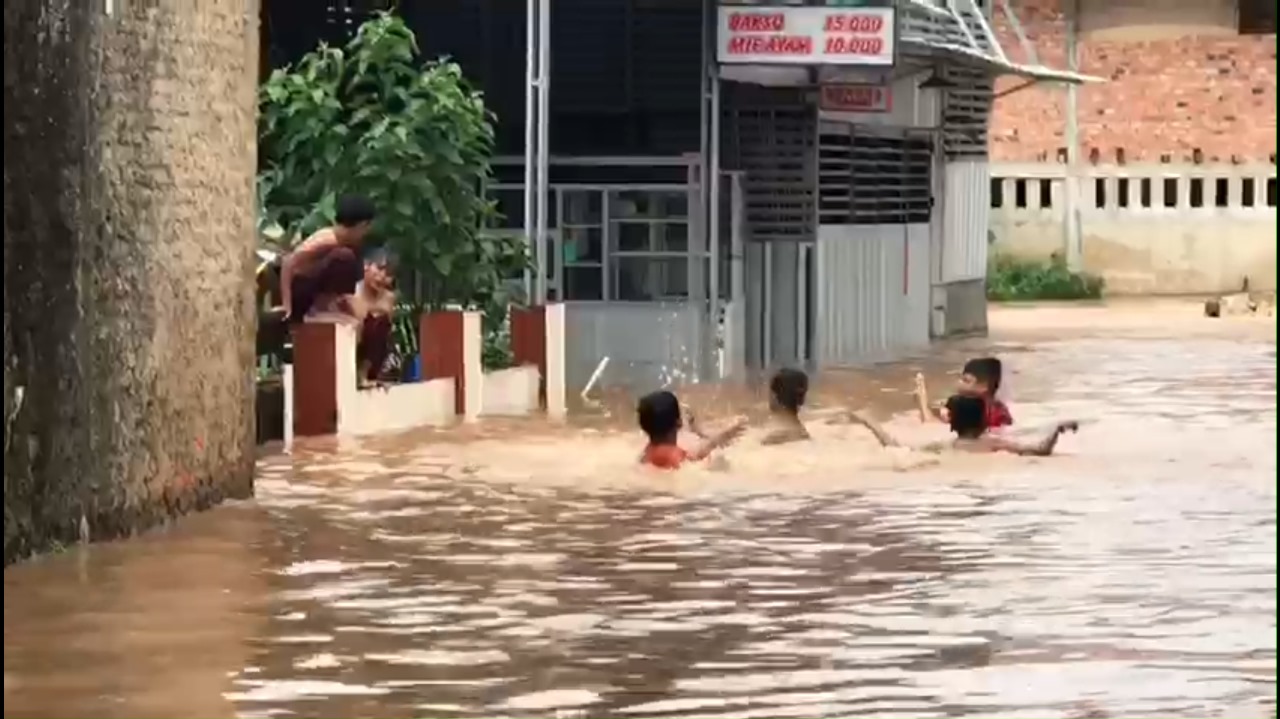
[[4, 303, 1276, 719]]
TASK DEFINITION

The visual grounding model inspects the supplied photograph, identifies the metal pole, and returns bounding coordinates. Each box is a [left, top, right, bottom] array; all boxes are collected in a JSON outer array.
[[535, 0, 552, 303], [729, 172, 746, 374], [699, 0, 711, 264], [1063, 0, 1083, 270], [708, 75, 722, 342], [523, 0, 537, 301]]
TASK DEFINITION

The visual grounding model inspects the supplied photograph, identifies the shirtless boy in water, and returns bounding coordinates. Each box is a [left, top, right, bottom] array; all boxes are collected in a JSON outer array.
[[760, 368, 812, 446], [848, 394, 1078, 457]]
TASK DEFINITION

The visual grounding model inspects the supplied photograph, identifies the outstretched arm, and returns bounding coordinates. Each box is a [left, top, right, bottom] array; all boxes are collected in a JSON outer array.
[[845, 410, 901, 448], [916, 371, 947, 422], [682, 403, 712, 440], [688, 418, 747, 461], [997, 421, 1079, 456]]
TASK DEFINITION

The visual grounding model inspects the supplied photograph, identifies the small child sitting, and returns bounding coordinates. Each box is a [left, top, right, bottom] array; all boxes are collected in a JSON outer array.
[[760, 368, 812, 446], [637, 391, 746, 470]]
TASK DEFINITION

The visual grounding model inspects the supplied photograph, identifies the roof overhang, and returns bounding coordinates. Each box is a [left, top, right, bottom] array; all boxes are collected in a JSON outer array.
[[899, 0, 1105, 86], [900, 39, 1103, 85]]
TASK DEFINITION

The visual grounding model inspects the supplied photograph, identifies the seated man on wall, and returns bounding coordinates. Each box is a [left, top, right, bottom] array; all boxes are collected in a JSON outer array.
[[280, 194, 376, 324]]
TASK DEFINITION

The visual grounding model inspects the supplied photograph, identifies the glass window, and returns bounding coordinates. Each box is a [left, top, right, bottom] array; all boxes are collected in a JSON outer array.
[[613, 221, 689, 253], [562, 226, 603, 263], [613, 256, 689, 301], [564, 266, 603, 301], [490, 189, 557, 228], [609, 191, 688, 220], [562, 190, 603, 226]]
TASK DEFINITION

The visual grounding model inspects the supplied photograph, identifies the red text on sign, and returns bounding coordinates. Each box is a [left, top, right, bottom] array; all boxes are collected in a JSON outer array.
[[727, 35, 814, 56], [728, 12, 785, 33], [824, 36, 885, 55], [822, 14, 886, 34]]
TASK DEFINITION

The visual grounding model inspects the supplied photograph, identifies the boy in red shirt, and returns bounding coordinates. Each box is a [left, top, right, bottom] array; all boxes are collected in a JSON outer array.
[[637, 390, 746, 469], [915, 357, 1013, 430]]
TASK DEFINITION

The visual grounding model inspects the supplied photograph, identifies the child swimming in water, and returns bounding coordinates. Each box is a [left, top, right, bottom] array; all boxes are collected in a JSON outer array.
[[760, 368, 811, 446], [850, 394, 1077, 457], [637, 390, 746, 470], [915, 357, 1013, 429]]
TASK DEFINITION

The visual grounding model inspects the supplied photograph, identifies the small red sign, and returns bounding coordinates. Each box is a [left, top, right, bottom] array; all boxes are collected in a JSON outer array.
[[819, 84, 892, 113]]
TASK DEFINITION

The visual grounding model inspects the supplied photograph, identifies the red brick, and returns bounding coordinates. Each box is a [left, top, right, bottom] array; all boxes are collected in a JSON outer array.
[[990, 0, 1277, 163]]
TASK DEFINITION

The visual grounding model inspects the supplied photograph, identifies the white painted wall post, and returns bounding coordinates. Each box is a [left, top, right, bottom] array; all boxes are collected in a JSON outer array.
[[544, 303, 568, 419], [461, 311, 484, 423]]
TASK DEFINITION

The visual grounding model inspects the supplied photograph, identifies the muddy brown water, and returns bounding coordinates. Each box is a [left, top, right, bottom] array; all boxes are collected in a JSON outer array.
[[5, 303, 1277, 718]]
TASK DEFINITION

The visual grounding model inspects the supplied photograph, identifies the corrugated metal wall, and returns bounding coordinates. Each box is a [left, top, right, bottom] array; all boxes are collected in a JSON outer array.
[[562, 302, 708, 392], [814, 224, 931, 364], [941, 159, 992, 282]]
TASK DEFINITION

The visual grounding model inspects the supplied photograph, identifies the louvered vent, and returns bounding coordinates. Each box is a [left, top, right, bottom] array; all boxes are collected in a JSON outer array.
[[940, 65, 993, 158], [819, 124, 932, 225], [818, 127, 854, 225], [724, 86, 817, 243]]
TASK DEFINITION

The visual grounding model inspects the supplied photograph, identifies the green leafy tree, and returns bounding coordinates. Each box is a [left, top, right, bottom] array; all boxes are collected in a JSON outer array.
[[257, 13, 528, 366]]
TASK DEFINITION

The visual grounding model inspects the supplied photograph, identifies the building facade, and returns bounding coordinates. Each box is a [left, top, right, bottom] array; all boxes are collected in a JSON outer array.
[[990, 0, 1276, 163], [983, 0, 1277, 295]]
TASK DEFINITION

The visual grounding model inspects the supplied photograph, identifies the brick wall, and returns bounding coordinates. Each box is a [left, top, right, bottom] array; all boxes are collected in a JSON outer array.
[[4, 1, 259, 563], [990, 0, 1277, 163]]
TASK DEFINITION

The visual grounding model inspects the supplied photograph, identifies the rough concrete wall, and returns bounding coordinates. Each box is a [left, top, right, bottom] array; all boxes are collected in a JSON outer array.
[[3, 1, 259, 564], [990, 0, 1277, 162]]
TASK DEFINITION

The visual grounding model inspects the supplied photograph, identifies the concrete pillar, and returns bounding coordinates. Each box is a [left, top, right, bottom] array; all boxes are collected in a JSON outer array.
[[3, 1, 258, 564], [291, 324, 341, 437], [420, 309, 482, 421], [511, 303, 567, 418]]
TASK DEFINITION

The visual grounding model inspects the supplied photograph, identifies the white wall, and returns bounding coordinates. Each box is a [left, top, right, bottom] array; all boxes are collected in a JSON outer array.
[[989, 163, 1278, 294], [331, 325, 457, 437], [480, 366, 541, 417]]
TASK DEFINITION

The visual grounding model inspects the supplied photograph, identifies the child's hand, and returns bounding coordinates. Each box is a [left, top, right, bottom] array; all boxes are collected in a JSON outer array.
[[720, 417, 748, 445], [681, 402, 697, 424], [912, 372, 927, 397]]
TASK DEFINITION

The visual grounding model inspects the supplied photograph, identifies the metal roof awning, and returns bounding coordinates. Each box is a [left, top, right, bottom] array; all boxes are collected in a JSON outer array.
[[899, 0, 1104, 86], [900, 38, 1103, 85]]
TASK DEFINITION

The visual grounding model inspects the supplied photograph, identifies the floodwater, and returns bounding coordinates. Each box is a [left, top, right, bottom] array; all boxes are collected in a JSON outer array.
[[5, 302, 1277, 719]]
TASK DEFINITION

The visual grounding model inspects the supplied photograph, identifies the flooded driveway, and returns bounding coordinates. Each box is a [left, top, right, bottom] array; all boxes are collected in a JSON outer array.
[[5, 303, 1276, 718]]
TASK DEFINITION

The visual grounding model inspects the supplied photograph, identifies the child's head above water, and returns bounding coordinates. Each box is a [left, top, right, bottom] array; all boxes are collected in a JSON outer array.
[[769, 368, 809, 416], [945, 393, 989, 439], [637, 390, 682, 444], [958, 357, 1003, 397]]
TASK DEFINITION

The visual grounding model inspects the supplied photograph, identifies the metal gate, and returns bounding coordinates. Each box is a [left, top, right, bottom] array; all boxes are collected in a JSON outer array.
[[723, 85, 818, 369], [486, 158, 716, 392], [813, 121, 935, 363]]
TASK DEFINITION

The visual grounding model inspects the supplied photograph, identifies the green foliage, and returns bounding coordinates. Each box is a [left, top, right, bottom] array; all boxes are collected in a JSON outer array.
[[257, 12, 530, 320], [987, 254, 1105, 302]]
